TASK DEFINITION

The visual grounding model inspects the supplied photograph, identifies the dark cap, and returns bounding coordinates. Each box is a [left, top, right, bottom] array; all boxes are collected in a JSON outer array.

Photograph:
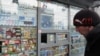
[[73, 9, 100, 26]]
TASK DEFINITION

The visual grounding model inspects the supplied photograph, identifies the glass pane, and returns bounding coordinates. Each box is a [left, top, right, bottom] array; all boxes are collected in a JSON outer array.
[[19, 0, 37, 7], [70, 6, 81, 32], [70, 6, 85, 56], [40, 2, 68, 30], [0, 0, 37, 26], [0, 0, 37, 56]]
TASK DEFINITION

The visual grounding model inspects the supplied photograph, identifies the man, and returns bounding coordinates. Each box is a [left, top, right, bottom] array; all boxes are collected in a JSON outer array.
[[73, 9, 100, 56]]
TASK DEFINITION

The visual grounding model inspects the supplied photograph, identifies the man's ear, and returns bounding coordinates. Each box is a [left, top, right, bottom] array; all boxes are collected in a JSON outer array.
[[89, 26, 94, 31]]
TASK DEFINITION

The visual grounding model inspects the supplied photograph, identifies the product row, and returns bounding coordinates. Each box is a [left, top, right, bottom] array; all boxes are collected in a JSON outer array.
[[1, 39, 36, 54], [0, 51, 36, 56], [40, 45, 69, 56], [0, 26, 37, 39], [41, 33, 68, 43]]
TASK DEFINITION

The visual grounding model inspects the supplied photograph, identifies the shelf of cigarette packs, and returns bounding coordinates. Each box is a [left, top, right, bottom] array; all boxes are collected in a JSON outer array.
[[0, 26, 37, 56], [40, 45, 69, 56], [71, 34, 85, 54], [20, 26, 37, 56]]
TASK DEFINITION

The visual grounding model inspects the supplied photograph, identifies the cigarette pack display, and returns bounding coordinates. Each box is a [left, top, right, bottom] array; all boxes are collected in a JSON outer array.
[[6, 29, 12, 38], [7, 45, 21, 54], [29, 52, 36, 56], [56, 33, 67, 40], [18, 52, 28, 56], [2, 54, 10, 56], [15, 40, 21, 44], [40, 45, 69, 56], [9, 40, 15, 44], [2, 46, 8, 53], [30, 28, 37, 38], [47, 33, 55, 42], [21, 27, 31, 39], [5, 27, 22, 39], [2, 41, 6, 46], [0, 27, 4, 39], [16, 46, 21, 53], [30, 50, 36, 56], [23, 31, 31, 39], [40, 48, 47, 56], [12, 28, 22, 38], [0, 26, 37, 55], [10, 54, 18, 56], [28, 39, 36, 49], [21, 39, 28, 51]]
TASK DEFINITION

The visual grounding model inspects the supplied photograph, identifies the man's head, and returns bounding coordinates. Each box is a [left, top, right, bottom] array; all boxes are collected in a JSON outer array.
[[73, 9, 100, 36]]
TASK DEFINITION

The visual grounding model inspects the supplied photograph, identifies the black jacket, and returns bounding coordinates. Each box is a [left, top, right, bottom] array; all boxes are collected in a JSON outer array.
[[85, 24, 100, 56]]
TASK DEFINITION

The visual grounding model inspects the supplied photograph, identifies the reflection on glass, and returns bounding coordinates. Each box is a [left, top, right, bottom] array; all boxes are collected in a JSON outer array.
[[1, 0, 18, 14], [70, 6, 81, 32], [19, 0, 37, 7], [0, 0, 37, 15], [41, 15, 53, 29], [70, 8, 80, 26], [0, 0, 37, 26]]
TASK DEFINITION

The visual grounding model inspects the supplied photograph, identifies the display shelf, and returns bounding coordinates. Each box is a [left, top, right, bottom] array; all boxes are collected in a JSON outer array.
[[37, 1, 70, 56], [0, 26, 37, 56]]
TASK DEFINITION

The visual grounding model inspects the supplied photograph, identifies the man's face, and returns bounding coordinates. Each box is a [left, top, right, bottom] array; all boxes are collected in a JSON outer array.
[[75, 26, 90, 37]]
